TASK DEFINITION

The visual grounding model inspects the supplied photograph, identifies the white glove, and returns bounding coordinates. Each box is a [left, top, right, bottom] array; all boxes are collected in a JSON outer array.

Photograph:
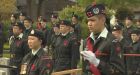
[[81, 51, 100, 67]]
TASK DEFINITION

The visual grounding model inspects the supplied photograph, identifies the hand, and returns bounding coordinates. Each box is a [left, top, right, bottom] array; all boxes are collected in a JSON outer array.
[[81, 51, 100, 67]]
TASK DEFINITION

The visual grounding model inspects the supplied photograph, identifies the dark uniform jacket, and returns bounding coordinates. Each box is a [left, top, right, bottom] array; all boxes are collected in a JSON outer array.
[[23, 27, 32, 40], [9, 34, 30, 75], [53, 32, 80, 72], [123, 26, 136, 43], [83, 28, 125, 75], [126, 41, 140, 75], [20, 48, 53, 75]]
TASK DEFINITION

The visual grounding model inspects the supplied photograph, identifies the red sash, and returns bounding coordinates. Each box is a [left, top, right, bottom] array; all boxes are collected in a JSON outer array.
[[86, 37, 101, 75]]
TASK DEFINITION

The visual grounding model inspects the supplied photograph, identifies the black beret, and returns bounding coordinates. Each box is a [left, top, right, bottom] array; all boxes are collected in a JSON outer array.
[[29, 29, 45, 41], [51, 14, 58, 19], [20, 12, 26, 16], [53, 23, 60, 28], [72, 14, 78, 19], [60, 20, 71, 26], [112, 25, 122, 31], [24, 17, 32, 22], [131, 29, 140, 35], [13, 22, 24, 30], [125, 16, 133, 21], [11, 14, 17, 19], [85, 4, 105, 18]]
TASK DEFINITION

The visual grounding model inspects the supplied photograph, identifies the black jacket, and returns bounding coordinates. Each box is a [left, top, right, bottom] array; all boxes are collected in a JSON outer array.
[[53, 33, 80, 72], [20, 48, 53, 75], [83, 32, 125, 75]]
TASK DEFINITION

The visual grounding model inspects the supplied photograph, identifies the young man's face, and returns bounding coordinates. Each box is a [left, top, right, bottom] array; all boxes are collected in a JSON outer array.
[[19, 16, 25, 21], [131, 34, 139, 42], [72, 17, 78, 24], [10, 17, 16, 23], [41, 21, 46, 28], [28, 36, 42, 50], [125, 19, 132, 26], [13, 26, 22, 36], [87, 15, 105, 34], [53, 27, 60, 33], [24, 20, 31, 29], [60, 25, 70, 34], [112, 30, 122, 40]]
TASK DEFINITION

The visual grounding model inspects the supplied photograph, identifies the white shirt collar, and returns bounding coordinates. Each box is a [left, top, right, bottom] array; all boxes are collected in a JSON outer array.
[[32, 47, 41, 55], [89, 28, 108, 40], [18, 33, 23, 39]]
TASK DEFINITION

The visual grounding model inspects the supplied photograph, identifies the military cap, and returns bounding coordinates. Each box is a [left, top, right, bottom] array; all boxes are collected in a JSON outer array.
[[42, 19, 47, 22], [125, 16, 133, 21], [85, 4, 105, 18], [24, 17, 32, 23], [112, 25, 122, 31], [13, 22, 24, 30], [60, 20, 71, 26], [51, 14, 58, 19], [19, 12, 26, 16], [72, 14, 79, 19], [11, 14, 17, 19], [29, 29, 45, 41], [53, 23, 60, 28], [131, 29, 140, 35]]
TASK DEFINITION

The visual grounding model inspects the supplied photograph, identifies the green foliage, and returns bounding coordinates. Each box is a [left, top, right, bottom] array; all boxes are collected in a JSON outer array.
[[58, 5, 89, 38]]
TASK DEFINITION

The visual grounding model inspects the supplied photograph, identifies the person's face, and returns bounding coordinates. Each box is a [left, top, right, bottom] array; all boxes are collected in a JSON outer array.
[[13, 26, 22, 36], [19, 16, 25, 21], [131, 34, 139, 42], [136, 21, 140, 27], [60, 25, 70, 34], [125, 19, 132, 26], [87, 15, 105, 33], [41, 21, 46, 28], [10, 17, 16, 23], [53, 27, 60, 33], [72, 17, 78, 24], [28, 36, 42, 50], [24, 20, 31, 28], [112, 30, 122, 40]]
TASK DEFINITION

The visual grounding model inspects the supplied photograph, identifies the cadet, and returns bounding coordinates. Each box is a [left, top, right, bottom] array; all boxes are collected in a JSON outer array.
[[9, 22, 29, 75], [20, 29, 53, 75], [127, 29, 140, 75], [123, 16, 136, 43], [81, 4, 125, 75], [23, 17, 33, 40], [19, 12, 26, 24], [53, 20, 80, 72], [71, 14, 81, 41], [112, 25, 130, 75]]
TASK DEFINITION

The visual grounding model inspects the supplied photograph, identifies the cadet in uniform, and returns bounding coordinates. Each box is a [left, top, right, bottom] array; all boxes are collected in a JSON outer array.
[[112, 25, 130, 75], [19, 12, 26, 24], [126, 29, 140, 75], [9, 22, 29, 75], [23, 17, 33, 40], [20, 29, 53, 75], [123, 16, 136, 43], [81, 4, 125, 75], [53, 20, 80, 72], [71, 14, 81, 41]]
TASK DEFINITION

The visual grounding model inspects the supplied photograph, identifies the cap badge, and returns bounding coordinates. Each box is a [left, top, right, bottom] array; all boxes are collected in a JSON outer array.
[[93, 8, 99, 14], [31, 30, 35, 34]]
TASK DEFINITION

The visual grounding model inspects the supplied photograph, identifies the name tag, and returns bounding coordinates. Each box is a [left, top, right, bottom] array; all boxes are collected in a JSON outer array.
[[20, 63, 27, 74]]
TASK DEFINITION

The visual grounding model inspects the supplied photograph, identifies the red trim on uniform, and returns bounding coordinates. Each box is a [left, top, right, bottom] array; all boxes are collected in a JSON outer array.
[[86, 37, 101, 75]]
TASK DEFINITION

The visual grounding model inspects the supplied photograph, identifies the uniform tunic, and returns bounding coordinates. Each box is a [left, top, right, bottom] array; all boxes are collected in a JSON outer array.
[[20, 48, 53, 75], [53, 33, 80, 72], [83, 28, 125, 75]]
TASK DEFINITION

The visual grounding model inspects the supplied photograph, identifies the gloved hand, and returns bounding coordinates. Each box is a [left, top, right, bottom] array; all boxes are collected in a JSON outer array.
[[81, 51, 100, 67]]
